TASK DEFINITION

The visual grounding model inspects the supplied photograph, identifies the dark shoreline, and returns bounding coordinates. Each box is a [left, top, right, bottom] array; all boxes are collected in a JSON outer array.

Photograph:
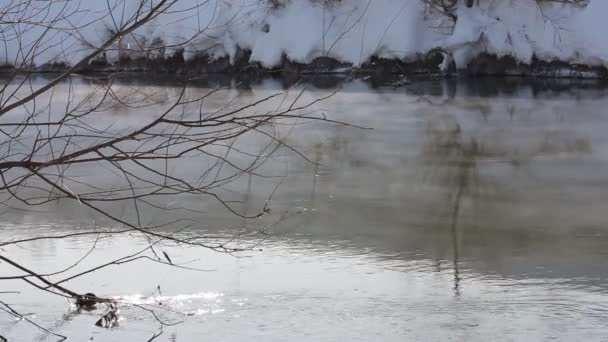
[[3, 51, 608, 81]]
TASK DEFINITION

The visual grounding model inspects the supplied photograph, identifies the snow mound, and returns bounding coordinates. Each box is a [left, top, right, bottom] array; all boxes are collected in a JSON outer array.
[[1, 0, 606, 70]]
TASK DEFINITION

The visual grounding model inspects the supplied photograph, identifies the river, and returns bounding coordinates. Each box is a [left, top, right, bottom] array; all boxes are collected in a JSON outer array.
[[1, 76, 608, 341]]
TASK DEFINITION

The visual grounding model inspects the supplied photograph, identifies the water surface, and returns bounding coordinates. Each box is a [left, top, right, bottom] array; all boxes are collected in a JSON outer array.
[[1, 77, 608, 341]]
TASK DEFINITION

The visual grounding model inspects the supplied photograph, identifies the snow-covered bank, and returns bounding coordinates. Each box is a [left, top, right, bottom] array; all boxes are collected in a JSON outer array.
[[2, 0, 607, 77]]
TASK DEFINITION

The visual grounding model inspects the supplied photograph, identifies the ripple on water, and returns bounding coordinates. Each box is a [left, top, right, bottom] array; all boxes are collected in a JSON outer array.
[[112, 291, 253, 321]]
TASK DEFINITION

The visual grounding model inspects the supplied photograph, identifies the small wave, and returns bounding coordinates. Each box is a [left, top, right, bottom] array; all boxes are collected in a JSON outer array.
[[115, 291, 224, 305]]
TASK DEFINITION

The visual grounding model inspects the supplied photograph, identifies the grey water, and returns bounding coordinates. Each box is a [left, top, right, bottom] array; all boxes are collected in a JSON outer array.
[[1, 77, 608, 341]]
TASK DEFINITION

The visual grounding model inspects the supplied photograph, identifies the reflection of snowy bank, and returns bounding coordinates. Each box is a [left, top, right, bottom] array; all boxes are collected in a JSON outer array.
[[3, 1, 608, 78]]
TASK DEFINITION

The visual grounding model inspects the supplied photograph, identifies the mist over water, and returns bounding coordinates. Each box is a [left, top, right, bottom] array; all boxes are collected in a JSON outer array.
[[2, 77, 608, 341]]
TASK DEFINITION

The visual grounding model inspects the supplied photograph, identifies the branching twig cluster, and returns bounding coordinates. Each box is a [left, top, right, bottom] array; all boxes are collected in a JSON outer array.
[[0, 1, 354, 340]]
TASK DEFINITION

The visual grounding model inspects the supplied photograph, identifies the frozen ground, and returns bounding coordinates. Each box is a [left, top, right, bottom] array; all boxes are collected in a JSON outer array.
[[1, 0, 606, 70]]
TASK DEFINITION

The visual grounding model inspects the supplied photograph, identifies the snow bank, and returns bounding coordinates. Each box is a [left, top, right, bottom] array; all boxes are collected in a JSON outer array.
[[1, 0, 606, 70]]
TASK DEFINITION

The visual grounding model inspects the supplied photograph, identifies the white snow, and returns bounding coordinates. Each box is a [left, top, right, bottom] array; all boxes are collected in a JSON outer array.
[[1, 0, 606, 70]]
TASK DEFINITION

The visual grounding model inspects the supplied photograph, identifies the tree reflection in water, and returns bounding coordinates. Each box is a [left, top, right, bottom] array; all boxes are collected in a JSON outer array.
[[417, 105, 592, 296]]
